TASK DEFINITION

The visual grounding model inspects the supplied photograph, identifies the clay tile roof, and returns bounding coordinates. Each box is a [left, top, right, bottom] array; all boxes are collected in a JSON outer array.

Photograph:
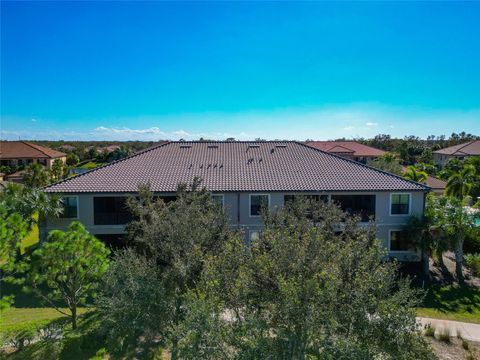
[[0, 141, 66, 159], [306, 141, 386, 157], [433, 141, 480, 156], [45, 141, 428, 194]]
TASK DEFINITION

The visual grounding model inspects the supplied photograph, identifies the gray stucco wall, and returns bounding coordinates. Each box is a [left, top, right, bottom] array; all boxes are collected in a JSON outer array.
[[43, 190, 425, 262], [434, 153, 473, 168]]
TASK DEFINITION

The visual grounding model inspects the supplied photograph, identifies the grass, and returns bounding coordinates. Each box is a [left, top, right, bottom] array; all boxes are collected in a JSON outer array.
[[0, 307, 89, 332], [20, 213, 39, 255], [437, 327, 451, 343], [21, 223, 39, 254], [78, 162, 100, 170], [424, 324, 436, 337], [416, 284, 480, 324]]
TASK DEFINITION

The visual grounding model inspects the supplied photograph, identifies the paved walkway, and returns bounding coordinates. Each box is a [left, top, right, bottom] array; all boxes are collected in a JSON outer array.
[[418, 317, 480, 342]]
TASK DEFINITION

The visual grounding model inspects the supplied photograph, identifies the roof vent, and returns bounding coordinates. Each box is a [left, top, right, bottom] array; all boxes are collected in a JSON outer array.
[[208, 145, 218, 149], [248, 145, 260, 148], [275, 144, 287, 148], [180, 145, 192, 149]]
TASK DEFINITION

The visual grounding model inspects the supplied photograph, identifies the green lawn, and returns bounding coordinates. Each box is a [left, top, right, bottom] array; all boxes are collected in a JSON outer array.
[[79, 161, 100, 170], [21, 223, 39, 254], [0, 307, 89, 331], [417, 284, 480, 324], [19, 213, 40, 254]]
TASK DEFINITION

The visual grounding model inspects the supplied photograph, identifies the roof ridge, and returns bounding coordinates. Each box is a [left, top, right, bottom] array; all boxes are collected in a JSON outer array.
[[434, 140, 479, 155], [43, 141, 171, 191], [452, 140, 476, 154], [327, 144, 355, 152], [21, 141, 66, 158], [295, 141, 430, 191], [22, 141, 52, 157]]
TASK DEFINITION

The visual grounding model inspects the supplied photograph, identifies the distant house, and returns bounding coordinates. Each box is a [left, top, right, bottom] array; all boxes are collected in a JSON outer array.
[[424, 176, 447, 196], [44, 141, 429, 262], [85, 145, 122, 154], [306, 141, 386, 164], [4, 170, 26, 183], [0, 141, 66, 169], [58, 144, 76, 152], [433, 140, 480, 168]]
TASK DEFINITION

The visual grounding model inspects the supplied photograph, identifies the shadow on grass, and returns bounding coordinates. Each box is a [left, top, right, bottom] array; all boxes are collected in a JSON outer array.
[[4, 312, 106, 360], [422, 284, 480, 316]]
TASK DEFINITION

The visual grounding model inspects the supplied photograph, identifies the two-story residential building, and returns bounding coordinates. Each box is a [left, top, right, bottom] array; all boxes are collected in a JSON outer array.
[[306, 141, 386, 164], [43, 141, 429, 261], [0, 141, 66, 169], [433, 140, 480, 168]]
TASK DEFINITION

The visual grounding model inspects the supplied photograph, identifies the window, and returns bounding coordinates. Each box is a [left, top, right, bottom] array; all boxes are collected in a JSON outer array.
[[331, 195, 376, 222], [390, 194, 410, 215], [390, 230, 415, 252], [94, 234, 126, 250], [250, 194, 269, 217], [154, 195, 177, 203], [211, 194, 224, 207], [60, 196, 78, 218], [94, 197, 132, 225]]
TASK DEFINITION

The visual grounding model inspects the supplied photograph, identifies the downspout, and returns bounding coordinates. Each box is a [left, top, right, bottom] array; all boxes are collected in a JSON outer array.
[[237, 193, 240, 227]]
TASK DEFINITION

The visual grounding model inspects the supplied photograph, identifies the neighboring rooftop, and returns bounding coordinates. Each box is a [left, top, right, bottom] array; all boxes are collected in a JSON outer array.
[[45, 141, 428, 193], [0, 141, 66, 159], [306, 141, 386, 157], [433, 140, 480, 156], [425, 176, 447, 191]]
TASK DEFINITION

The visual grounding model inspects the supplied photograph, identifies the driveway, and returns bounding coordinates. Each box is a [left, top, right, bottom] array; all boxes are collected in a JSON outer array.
[[418, 317, 480, 342]]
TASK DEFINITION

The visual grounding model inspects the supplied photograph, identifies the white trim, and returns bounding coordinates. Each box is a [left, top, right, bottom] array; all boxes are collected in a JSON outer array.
[[211, 194, 225, 207], [249, 194, 270, 217], [388, 229, 415, 253], [59, 195, 79, 219], [389, 193, 411, 216]]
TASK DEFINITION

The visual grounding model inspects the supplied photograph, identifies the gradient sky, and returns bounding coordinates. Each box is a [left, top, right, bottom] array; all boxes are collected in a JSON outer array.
[[1, 1, 479, 141]]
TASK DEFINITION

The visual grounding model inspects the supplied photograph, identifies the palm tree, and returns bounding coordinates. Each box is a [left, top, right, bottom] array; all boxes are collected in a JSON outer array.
[[381, 152, 398, 163], [403, 166, 428, 183], [22, 163, 51, 188], [441, 197, 476, 283], [0, 183, 62, 231], [446, 165, 476, 199]]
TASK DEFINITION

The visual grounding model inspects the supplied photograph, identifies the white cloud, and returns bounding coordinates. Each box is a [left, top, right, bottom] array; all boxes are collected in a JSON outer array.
[[31, 118, 37, 122], [171, 129, 190, 137], [94, 126, 166, 136], [1, 104, 479, 141]]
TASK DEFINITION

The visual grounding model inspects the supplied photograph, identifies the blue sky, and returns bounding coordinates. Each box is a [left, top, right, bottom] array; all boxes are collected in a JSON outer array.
[[1, 2, 479, 141]]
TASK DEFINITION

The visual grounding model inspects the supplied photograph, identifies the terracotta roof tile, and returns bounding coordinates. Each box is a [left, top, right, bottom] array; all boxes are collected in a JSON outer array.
[[0, 141, 66, 159], [45, 141, 428, 193], [306, 141, 386, 157]]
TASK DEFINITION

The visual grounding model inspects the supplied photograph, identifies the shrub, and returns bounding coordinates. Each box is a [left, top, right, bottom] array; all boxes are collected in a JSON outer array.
[[0, 320, 50, 350], [465, 254, 480, 277], [424, 324, 435, 337], [437, 328, 451, 343], [462, 339, 469, 350], [465, 229, 480, 254], [39, 318, 68, 341]]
